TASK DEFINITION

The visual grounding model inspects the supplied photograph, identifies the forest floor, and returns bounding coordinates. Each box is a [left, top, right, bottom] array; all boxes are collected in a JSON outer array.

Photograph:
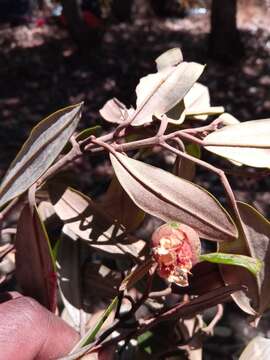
[[0, 2, 270, 359]]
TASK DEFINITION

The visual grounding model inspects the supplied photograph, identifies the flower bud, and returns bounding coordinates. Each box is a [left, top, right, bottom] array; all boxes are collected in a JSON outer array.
[[151, 222, 201, 287]]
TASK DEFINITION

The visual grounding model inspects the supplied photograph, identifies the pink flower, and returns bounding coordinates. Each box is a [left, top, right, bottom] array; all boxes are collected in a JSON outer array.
[[151, 222, 201, 287]]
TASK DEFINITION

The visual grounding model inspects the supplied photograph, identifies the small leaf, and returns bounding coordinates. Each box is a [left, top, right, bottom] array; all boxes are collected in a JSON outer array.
[[99, 98, 134, 124], [203, 118, 270, 168], [0, 103, 83, 209], [200, 253, 262, 276], [15, 204, 57, 311], [216, 112, 240, 126], [110, 152, 238, 242], [155, 48, 183, 71]]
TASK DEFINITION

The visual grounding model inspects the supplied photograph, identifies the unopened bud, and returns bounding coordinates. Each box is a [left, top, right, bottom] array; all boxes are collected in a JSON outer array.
[[151, 222, 201, 286]]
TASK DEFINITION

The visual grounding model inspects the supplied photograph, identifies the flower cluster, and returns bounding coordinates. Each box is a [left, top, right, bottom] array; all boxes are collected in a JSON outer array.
[[151, 222, 201, 286]]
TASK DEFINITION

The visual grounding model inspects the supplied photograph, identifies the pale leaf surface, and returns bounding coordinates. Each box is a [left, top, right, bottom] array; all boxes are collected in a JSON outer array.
[[132, 61, 204, 126], [239, 337, 270, 360], [184, 82, 210, 120], [99, 98, 134, 124], [0, 103, 82, 208], [219, 201, 270, 317], [155, 48, 183, 71], [204, 118, 270, 167], [110, 152, 237, 242]]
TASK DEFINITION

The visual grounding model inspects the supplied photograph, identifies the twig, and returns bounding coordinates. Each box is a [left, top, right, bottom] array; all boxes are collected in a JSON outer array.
[[161, 142, 243, 231], [0, 197, 21, 226], [88, 284, 243, 354], [202, 304, 223, 335], [0, 244, 15, 262], [1, 228, 17, 236]]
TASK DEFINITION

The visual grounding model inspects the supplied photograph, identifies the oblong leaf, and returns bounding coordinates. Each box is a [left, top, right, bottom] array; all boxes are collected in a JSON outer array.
[[110, 152, 238, 242], [132, 61, 204, 126], [200, 253, 262, 276], [15, 204, 57, 311], [70, 296, 118, 352], [0, 103, 83, 208], [203, 119, 270, 167]]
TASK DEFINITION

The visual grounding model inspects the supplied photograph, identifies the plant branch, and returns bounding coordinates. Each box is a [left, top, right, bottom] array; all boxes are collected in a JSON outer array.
[[161, 142, 243, 230], [202, 304, 223, 335], [87, 284, 243, 354]]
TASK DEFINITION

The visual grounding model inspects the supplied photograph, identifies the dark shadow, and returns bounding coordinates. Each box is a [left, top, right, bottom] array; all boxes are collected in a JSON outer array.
[[0, 14, 269, 210]]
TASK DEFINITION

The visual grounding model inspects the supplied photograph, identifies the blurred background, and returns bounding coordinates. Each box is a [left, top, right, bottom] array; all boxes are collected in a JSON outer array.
[[0, 1, 270, 358]]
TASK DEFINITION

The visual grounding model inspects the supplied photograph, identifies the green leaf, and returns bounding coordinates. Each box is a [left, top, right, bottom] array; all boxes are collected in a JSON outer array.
[[186, 143, 201, 158], [0, 103, 83, 209], [70, 296, 118, 351], [110, 152, 238, 242], [52, 237, 61, 262], [137, 331, 154, 355], [200, 253, 262, 277]]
